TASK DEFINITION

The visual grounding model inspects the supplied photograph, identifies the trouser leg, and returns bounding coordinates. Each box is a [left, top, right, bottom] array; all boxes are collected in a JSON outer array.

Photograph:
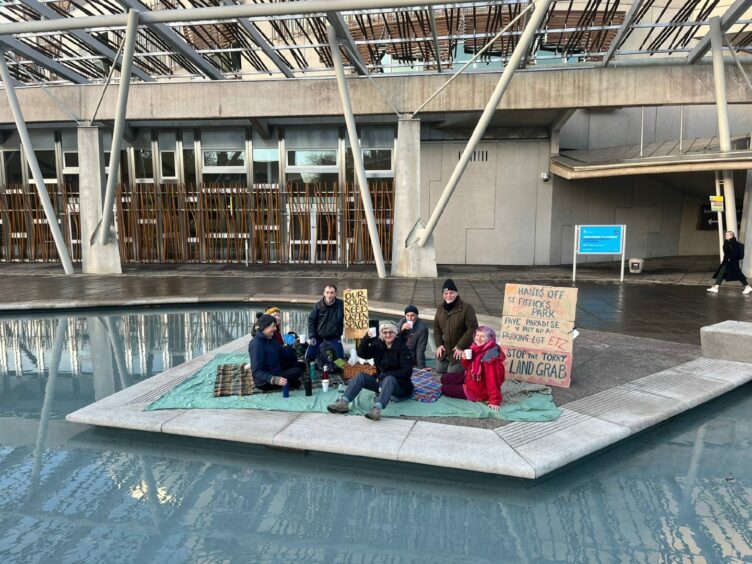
[[715, 265, 727, 285], [343, 372, 379, 402], [376, 375, 413, 407]]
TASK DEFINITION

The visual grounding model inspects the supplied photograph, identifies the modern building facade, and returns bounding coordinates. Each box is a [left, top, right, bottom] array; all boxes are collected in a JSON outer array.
[[0, 0, 750, 275]]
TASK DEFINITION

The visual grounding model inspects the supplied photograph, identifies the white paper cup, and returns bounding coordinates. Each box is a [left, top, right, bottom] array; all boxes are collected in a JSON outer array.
[[464, 349, 473, 360], [299, 334, 306, 343], [321, 380, 330, 393], [368, 327, 377, 338], [406, 321, 413, 329]]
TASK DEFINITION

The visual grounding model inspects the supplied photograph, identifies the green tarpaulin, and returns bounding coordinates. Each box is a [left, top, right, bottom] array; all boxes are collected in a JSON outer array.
[[146, 353, 561, 422]]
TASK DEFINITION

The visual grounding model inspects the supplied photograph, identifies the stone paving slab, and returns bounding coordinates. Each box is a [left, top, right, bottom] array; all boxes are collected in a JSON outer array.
[[66, 348, 752, 479]]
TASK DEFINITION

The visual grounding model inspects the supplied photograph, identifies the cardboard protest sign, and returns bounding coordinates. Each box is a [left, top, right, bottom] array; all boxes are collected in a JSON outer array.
[[500, 284, 578, 388], [344, 289, 369, 339]]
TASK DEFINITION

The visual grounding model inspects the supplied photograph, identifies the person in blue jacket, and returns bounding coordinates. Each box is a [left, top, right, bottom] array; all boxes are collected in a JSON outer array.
[[248, 314, 303, 391]]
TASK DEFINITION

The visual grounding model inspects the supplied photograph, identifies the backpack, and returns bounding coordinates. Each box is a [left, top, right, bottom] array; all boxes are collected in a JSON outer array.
[[316, 340, 342, 372]]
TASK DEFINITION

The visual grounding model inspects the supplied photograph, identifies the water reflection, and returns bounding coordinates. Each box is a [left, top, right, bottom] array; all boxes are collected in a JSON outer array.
[[0, 308, 750, 563], [0, 307, 310, 418]]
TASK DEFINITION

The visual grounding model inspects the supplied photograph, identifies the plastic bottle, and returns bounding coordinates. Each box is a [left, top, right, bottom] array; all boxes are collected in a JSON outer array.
[[322, 365, 329, 382], [348, 348, 358, 365]]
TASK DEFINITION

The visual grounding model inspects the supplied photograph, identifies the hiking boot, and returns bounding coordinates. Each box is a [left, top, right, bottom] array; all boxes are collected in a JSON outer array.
[[744, 286, 752, 295], [326, 399, 349, 414], [365, 406, 381, 421], [706, 286, 719, 293]]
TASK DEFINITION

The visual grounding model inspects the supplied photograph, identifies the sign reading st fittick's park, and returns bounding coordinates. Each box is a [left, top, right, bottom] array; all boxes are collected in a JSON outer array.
[[344, 289, 369, 340], [499, 284, 579, 388]]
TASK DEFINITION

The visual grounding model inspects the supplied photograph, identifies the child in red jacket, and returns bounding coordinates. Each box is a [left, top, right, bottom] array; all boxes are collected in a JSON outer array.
[[440, 325, 505, 410]]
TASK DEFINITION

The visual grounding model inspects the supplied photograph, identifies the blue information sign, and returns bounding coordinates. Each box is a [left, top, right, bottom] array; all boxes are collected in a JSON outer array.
[[577, 225, 624, 254]]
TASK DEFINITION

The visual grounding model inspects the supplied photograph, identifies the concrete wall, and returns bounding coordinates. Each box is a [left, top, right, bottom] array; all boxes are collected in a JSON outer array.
[[549, 175, 697, 264], [420, 139, 552, 265], [3, 63, 751, 124]]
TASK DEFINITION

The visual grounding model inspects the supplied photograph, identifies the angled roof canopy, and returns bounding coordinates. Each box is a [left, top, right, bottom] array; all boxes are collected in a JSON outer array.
[[0, 0, 748, 85]]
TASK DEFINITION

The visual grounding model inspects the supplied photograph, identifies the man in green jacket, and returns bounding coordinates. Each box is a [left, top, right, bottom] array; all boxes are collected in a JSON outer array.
[[433, 279, 479, 381]]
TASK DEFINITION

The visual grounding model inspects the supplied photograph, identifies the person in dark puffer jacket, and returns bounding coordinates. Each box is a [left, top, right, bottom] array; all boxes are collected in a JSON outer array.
[[248, 314, 303, 391], [306, 284, 345, 361], [327, 321, 413, 421]]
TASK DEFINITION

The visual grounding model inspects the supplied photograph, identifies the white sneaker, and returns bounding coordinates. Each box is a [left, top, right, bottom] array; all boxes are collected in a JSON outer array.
[[743, 286, 752, 295], [707, 286, 719, 293]]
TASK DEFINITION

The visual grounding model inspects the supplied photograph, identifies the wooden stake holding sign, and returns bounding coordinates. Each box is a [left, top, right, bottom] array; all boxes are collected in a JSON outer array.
[[499, 284, 578, 388], [344, 289, 369, 339]]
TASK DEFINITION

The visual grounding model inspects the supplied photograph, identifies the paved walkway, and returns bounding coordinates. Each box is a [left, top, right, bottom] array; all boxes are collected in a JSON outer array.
[[0, 256, 749, 345]]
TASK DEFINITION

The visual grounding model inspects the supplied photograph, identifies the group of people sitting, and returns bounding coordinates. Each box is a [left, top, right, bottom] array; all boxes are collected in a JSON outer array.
[[247, 279, 505, 421]]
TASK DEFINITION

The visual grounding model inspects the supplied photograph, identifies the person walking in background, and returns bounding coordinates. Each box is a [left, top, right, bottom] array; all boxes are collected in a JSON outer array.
[[440, 326, 505, 411], [433, 279, 478, 381], [708, 231, 752, 294], [397, 304, 429, 369]]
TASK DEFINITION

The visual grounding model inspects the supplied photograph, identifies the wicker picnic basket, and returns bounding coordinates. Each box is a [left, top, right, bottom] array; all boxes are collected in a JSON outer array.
[[341, 363, 377, 381]]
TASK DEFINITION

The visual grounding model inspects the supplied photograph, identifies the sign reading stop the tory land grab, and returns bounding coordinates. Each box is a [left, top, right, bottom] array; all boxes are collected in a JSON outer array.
[[500, 283, 579, 388], [344, 289, 369, 340]]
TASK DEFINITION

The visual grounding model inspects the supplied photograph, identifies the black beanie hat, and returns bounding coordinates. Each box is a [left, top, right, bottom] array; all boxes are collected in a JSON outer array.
[[258, 314, 277, 332], [404, 304, 419, 315], [442, 279, 458, 292]]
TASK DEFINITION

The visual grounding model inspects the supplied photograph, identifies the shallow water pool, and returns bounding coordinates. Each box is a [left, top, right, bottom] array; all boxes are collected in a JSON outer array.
[[0, 306, 750, 563]]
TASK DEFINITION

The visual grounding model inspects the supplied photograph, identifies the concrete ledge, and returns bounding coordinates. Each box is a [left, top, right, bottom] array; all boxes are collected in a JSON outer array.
[[701, 320, 752, 363], [66, 346, 752, 479]]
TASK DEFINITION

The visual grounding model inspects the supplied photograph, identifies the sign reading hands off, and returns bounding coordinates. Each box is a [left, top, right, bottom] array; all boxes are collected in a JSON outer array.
[[344, 289, 369, 340], [500, 284, 578, 388]]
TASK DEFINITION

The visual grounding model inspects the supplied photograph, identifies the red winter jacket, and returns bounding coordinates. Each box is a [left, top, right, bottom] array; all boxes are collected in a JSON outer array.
[[460, 342, 505, 407]]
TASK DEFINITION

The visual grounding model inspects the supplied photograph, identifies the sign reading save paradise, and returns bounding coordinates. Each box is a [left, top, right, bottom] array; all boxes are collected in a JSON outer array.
[[499, 284, 579, 388], [344, 289, 369, 340]]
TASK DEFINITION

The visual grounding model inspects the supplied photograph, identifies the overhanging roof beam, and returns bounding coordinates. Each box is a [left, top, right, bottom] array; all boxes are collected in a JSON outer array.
[[221, 0, 293, 78], [0, 36, 88, 83], [427, 6, 443, 72], [602, 0, 645, 66], [326, 12, 368, 75], [0, 0, 481, 35], [115, 0, 224, 80], [687, 0, 752, 63], [16, 0, 153, 82]]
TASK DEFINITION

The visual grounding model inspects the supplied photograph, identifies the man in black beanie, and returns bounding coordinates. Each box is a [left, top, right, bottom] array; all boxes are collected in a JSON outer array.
[[248, 314, 303, 391], [433, 278, 478, 380], [397, 304, 429, 368]]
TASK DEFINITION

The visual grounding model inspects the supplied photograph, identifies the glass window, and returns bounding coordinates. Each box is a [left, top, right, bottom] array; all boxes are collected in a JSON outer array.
[[203, 150, 245, 167], [363, 149, 391, 171], [135, 149, 154, 179], [31, 150, 57, 179], [202, 173, 247, 186], [286, 172, 338, 196], [161, 151, 176, 178], [63, 152, 79, 168], [4, 151, 22, 184], [183, 149, 196, 186], [253, 148, 279, 184], [287, 150, 336, 167]]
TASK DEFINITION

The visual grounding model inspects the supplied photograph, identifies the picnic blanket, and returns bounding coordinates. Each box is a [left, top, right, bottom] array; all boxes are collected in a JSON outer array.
[[146, 353, 560, 421]]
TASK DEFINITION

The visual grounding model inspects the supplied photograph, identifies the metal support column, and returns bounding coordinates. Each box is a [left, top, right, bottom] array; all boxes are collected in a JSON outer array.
[[99, 9, 139, 245], [0, 53, 75, 273], [417, 0, 552, 247], [327, 25, 387, 278], [710, 16, 738, 234]]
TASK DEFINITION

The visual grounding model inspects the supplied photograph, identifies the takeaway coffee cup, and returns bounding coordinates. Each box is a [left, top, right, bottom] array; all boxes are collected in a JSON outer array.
[[368, 327, 377, 338], [405, 320, 413, 329], [464, 349, 473, 360], [321, 380, 330, 393], [299, 334, 306, 344]]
